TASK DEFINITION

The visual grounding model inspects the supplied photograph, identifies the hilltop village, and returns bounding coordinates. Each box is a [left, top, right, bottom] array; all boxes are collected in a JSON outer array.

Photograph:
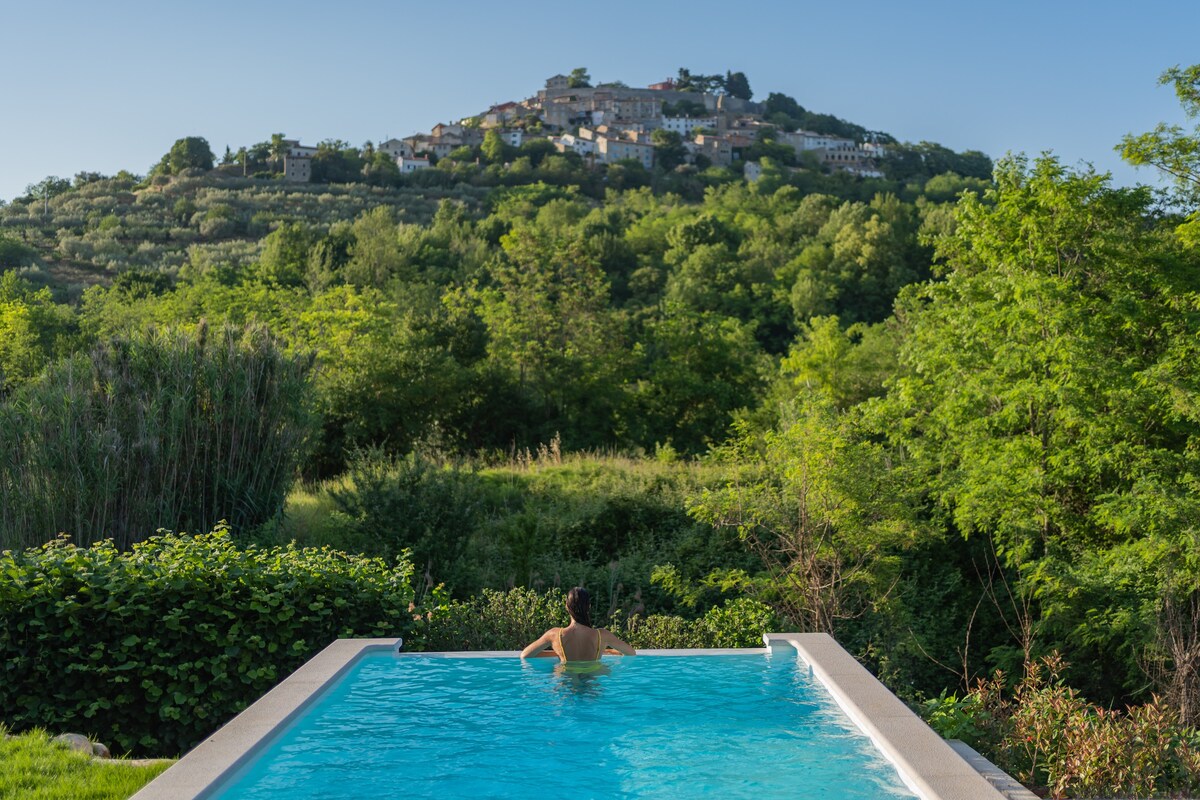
[[278, 72, 887, 183]]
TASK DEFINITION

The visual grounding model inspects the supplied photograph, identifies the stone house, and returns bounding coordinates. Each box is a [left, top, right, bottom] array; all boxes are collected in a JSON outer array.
[[378, 138, 414, 160]]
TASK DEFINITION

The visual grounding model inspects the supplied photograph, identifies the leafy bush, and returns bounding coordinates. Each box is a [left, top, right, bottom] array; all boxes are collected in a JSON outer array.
[[412, 588, 777, 651], [0, 529, 415, 756], [329, 450, 485, 593], [924, 655, 1200, 799], [413, 587, 568, 651]]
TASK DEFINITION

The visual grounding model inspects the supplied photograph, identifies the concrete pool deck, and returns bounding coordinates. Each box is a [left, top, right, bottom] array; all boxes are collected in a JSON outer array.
[[132, 633, 1011, 800]]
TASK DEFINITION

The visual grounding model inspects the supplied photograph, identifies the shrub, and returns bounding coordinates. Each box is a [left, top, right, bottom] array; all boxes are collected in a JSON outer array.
[[0, 529, 415, 756], [329, 450, 484, 593], [411, 588, 777, 651], [414, 587, 568, 651], [924, 655, 1200, 798]]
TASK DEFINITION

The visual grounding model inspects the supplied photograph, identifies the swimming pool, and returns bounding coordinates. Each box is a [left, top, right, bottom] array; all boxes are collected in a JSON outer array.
[[131, 636, 1006, 800], [213, 650, 912, 799]]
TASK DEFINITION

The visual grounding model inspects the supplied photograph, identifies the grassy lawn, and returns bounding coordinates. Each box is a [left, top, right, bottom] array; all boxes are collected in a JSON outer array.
[[0, 728, 173, 800]]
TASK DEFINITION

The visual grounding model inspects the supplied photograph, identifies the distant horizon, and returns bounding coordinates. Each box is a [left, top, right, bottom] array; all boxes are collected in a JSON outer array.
[[2, 0, 1194, 202]]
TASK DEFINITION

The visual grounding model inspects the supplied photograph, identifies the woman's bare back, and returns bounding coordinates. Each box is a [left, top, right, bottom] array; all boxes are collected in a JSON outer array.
[[552, 624, 604, 662]]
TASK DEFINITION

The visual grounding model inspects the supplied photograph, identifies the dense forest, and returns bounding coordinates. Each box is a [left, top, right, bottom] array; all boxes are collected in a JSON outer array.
[[4, 65, 1200, 795]]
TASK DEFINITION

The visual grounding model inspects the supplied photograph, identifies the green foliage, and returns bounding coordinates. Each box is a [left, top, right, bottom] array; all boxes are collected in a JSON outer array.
[[256, 221, 315, 287], [874, 154, 1200, 705], [787, 193, 927, 326], [566, 67, 591, 89], [724, 70, 752, 101], [0, 324, 314, 551], [882, 141, 993, 181], [293, 284, 467, 471], [650, 128, 687, 171], [0, 233, 37, 267], [674, 68, 724, 94], [762, 92, 868, 141], [414, 587, 568, 651], [412, 587, 776, 651], [281, 454, 757, 617], [632, 306, 770, 452], [466, 221, 629, 448], [156, 137, 215, 175], [778, 315, 899, 410], [0, 272, 77, 394], [920, 691, 994, 749], [0, 530, 415, 755], [691, 396, 924, 633], [1120, 63, 1200, 243], [934, 656, 1200, 799], [481, 130, 514, 165], [329, 450, 483, 592]]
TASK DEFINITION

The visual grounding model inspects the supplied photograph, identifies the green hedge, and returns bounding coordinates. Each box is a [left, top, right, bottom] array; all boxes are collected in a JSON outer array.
[[0, 528, 414, 756], [412, 587, 778, 651]]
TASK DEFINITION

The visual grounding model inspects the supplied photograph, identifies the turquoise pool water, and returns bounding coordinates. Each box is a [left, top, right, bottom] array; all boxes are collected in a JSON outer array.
[[211, 651, 917, 799]]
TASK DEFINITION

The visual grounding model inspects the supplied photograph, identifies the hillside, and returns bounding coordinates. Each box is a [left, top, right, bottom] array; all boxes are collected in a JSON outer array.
[[0, 68, 989, 295]]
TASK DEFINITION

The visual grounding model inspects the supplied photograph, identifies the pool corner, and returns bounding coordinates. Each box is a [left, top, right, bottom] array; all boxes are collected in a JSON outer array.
[[765, 633, 1009, 800], [129, 638, 399, 800]]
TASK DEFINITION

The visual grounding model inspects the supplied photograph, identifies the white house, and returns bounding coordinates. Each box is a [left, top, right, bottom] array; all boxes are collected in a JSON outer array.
[[660, 116, 718, 136], [779, 130, 859, 153], [397, 156, 431, 173], [554, 133, 596, 156]]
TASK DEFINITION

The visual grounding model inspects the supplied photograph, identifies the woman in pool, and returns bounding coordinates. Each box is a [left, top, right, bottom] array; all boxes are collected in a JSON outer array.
[[520, 587, 636, 662]]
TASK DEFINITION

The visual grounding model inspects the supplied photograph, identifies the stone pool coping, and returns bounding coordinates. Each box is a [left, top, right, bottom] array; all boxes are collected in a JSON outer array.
[[131, 633, 1007, 800]]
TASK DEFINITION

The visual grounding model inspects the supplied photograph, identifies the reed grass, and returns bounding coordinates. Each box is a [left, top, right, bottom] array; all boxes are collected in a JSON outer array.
[[0, 322, 314, 550]]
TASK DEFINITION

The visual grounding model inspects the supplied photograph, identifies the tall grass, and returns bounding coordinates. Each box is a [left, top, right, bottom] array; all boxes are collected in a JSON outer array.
[[0, 322, 314, 550]]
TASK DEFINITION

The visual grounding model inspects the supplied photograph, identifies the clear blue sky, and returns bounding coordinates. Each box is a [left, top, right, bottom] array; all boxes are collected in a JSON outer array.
[[1, 0, 1194, 202]]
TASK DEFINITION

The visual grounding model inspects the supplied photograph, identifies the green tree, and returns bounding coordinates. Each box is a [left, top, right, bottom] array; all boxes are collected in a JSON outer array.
[[651, 128, 688, 171], [24, 176, 70, 215], [343, 206, 405, 288], [874, 155, 1200, 704], [567, 67, 591, 88], [156, 137, 215, 174], [0, 272, 76, 394], [691, 395, 922, 632], [725, 70, 752, 100], [269, 132, 288, 170], [1120, 63, 1200, 244], [779, 315, 899, 410], [481, 129, 514, 164], [257, 222, 316, 287], [0, 234, 36, 268], [468, 222, 629, 447], [632, 304, 770, 453], [768, 92, 803, 116], [292, 285, 466, 472]]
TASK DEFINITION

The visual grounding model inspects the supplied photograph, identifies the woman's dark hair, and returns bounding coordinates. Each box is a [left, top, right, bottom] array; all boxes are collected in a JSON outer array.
[[565, 587, 592, 627]]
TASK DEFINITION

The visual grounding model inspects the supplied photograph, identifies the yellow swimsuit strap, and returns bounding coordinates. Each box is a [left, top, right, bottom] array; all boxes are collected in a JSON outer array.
[[554, 627, 604, 662]]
